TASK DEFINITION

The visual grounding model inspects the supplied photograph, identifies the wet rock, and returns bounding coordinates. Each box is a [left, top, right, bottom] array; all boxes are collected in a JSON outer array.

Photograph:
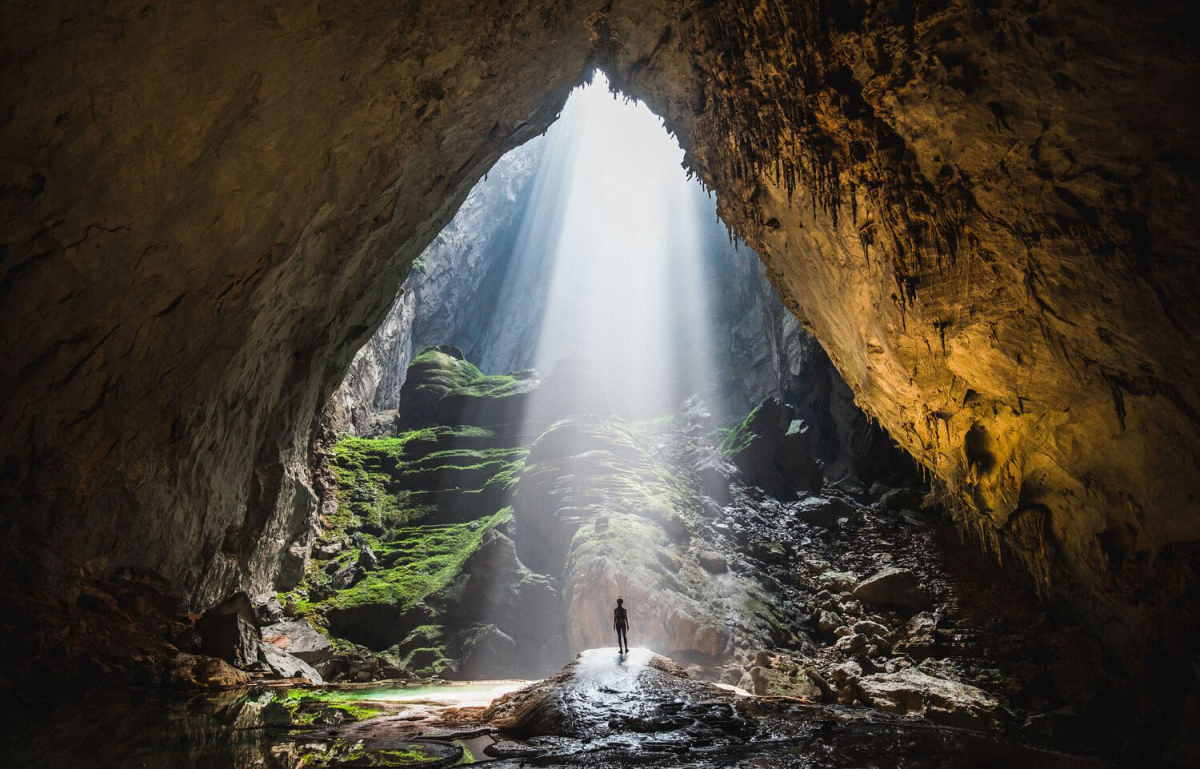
[[856, 668, 1004, 730], [168, 652, 251, 689], [485, 649, 738, 739], [484, 741, 546, 759], [195, 592, 260, 669], [853, 568, 932, 610], [261, 618, 332, 665]]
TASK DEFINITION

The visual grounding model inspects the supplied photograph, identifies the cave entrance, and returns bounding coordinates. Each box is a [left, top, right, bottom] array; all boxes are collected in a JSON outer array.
[[299, 72, 916, 684], [340, 71, 775, 428]]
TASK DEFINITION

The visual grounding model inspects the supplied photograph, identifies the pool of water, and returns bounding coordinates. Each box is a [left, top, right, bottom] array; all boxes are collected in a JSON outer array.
[[1, 681, 523, 769], [336, 680, 526, 706]]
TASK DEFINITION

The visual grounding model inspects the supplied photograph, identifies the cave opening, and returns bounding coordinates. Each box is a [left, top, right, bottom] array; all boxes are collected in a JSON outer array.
[[316, 70, 888, 672]]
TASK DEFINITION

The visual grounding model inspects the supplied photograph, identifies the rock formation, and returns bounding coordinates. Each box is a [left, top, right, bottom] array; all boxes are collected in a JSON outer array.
[[1, 0, 1197, 754]]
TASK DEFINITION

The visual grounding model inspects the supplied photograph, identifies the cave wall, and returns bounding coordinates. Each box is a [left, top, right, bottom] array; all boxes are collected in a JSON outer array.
[[592, 0, 1200, 665], [1, 0, 1197, 677], [329, 135, 547, 433], [0, 0, 606, 608]]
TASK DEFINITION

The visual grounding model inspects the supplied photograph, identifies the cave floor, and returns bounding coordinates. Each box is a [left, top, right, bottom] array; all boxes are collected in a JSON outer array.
[[2, 657, 1115, 769]]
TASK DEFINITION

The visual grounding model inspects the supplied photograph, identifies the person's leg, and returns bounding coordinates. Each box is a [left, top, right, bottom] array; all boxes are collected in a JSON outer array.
[[618, 626, 627, 653]]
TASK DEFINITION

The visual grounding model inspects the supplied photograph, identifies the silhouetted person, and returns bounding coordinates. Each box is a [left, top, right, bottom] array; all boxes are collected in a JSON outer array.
[[613, 597, 629, 654]]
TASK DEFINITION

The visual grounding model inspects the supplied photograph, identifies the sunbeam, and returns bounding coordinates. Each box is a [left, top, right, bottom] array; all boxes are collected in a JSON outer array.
[[514, 71, 728, 419]]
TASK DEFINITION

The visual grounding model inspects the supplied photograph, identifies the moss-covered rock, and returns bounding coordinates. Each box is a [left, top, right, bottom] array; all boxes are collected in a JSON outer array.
[[722, 397, 824, 498], [398, 345, 536, 430]]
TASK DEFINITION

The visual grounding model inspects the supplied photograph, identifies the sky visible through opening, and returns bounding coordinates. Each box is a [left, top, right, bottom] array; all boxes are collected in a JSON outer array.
[[505, 71, 734, 419]]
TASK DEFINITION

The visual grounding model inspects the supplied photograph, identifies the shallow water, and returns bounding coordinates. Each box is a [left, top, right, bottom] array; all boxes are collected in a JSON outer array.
[[337, 679, 525, 706], [2, 670, 1116, 768], [1, 681, 518, 769]]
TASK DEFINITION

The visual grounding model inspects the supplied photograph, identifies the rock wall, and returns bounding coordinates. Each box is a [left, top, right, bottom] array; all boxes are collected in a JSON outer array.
[[1, 0, 1196, 700], [330, 137, 547, 433]]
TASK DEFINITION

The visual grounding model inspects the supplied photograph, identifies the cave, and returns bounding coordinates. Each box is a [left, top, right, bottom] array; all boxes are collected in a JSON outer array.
[[1, 1, 1197, 766]]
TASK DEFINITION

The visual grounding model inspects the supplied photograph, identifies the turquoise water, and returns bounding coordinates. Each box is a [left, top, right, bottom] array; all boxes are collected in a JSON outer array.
[[336, 680, 525, 705]]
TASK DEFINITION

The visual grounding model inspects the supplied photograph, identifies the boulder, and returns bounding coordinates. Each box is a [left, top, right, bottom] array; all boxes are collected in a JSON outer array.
[[254, 596, 286, 625], [794, 496, 856, 528], [749, 665, 769, 695], [331, 563, 364, 590], [262, 619, 333, 665], [259, 642, 324, 683], [893, 612, 939, 656], [835, 632, 867, 653], [698, 550, 728, 574], [856, 669, 1004, 730], [818, 610, 841, 634], [694, 452, 735, 504], [453, 530, 560, 647], [356, 545, 379, 570], [853, 620, 889, 638], [313, 540, 343, 559], [853, 568, 932, 610], [195, 592, 260, 669], [831, 660, 862, 687], [727, 398, 824, 499], [168, 652, 251, 689]]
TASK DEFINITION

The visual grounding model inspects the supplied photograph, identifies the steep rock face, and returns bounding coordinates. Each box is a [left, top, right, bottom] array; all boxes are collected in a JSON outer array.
[[330, 138, 546, 432], [0, 0, 1196, 706]]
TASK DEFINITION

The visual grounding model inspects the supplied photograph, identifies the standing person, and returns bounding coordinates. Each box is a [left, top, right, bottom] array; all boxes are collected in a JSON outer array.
[[613, 597, 629, 654]]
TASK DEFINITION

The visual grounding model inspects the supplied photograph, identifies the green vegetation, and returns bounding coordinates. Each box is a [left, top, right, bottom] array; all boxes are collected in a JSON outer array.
[[272, 688, 389, 725], [450, 372, 526, 399], [718, 404, 762, 456], [293, 736, 445, 767], [284, 418, 526, 634], [327, 427, 520, 534], [321, 508, 512, 612]]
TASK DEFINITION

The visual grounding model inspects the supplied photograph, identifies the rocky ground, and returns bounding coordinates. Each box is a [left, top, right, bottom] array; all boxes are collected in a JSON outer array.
[[256, 344, 1128, 756]]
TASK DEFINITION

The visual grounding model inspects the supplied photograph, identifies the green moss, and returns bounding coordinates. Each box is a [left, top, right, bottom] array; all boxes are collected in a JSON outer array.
[[718, 404, 762, 456], [451, 372, 526, 399], [316, 507, 512, 613], [273, 689, 389, 725]]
